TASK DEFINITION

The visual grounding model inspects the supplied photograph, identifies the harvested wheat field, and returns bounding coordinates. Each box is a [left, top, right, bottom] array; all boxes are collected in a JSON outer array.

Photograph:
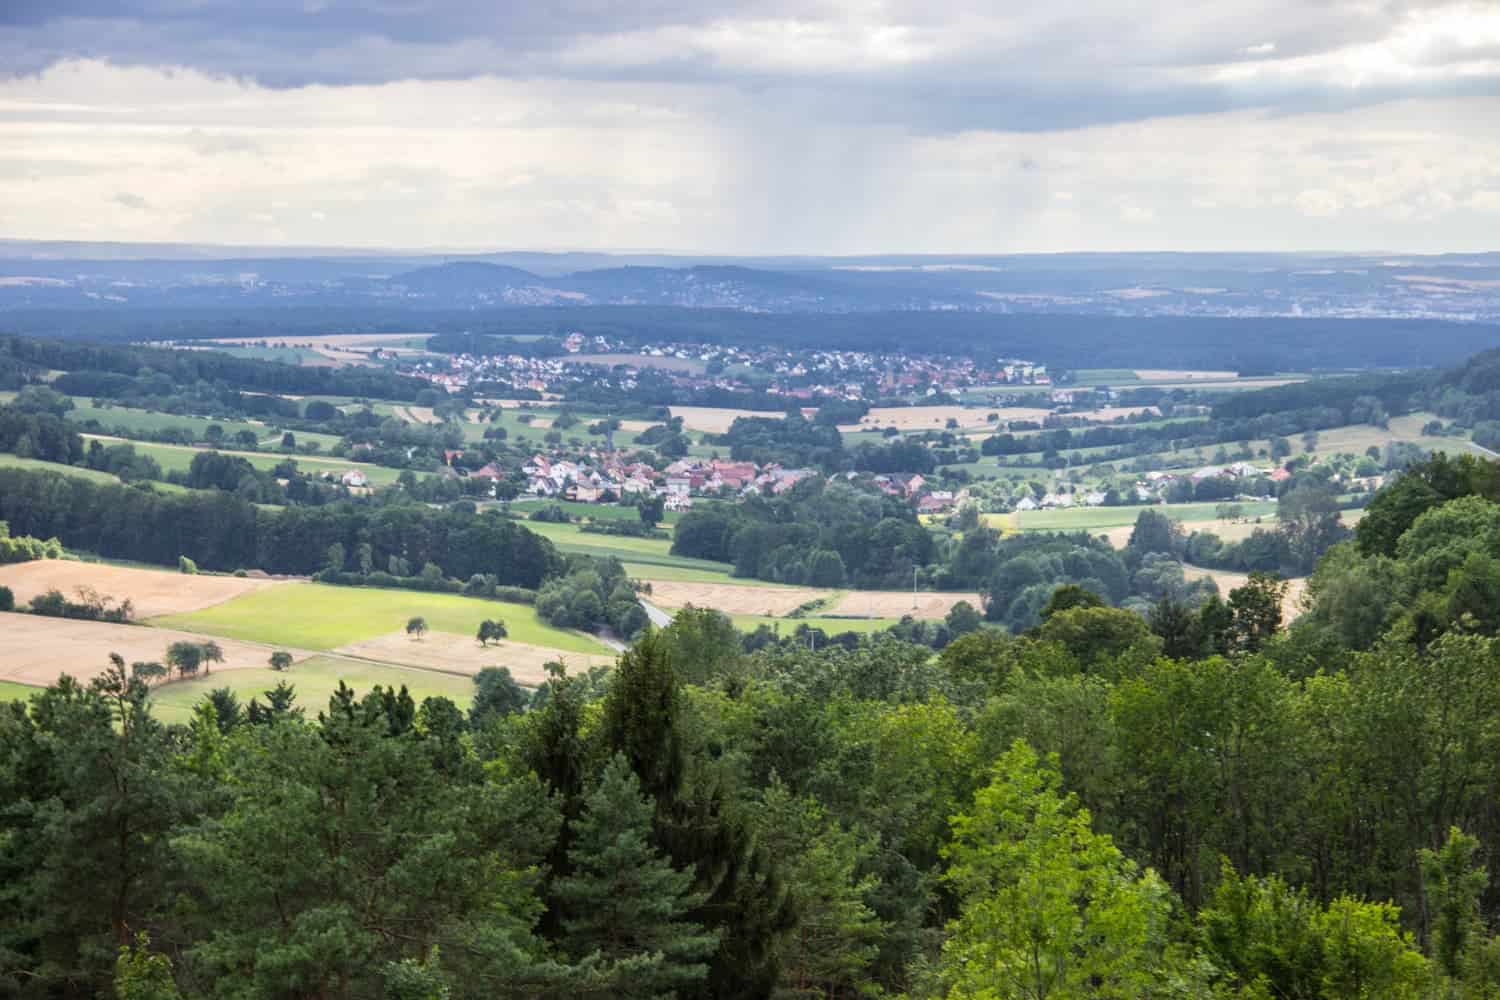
[[1102, 517, 1273, 549], [828, 590, 983, 620], [1181, 566, 1309, 621], [668, 406, 775, 434], [643, 580, 827, 617], [0, 614, 311, 687], [0, 561, 290, 619], [331, 632, 615, 687], [391, 404, 440, 424], [844, 405, 1051, 432]]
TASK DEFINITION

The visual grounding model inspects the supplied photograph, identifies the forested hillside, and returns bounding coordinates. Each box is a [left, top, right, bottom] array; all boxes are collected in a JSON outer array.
[[8, 452, 1500, 997]]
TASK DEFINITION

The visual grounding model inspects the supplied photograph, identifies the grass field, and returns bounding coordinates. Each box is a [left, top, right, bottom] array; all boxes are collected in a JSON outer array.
[[520, 520, 730, 575], [0, 680, 44, 706], [0, 452, 133, 486], [1007, 500, 1281, 533], [507, 499, 685, 525], [80, 435, 407, 485], [727, 614, 899, 635], [152, 582, 608, 654], [143, 656, 479, 725]]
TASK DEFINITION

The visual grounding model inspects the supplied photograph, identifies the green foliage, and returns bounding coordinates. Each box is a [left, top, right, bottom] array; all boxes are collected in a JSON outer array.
[[0, 518, 63, 564], [476, 618, 508, 646], [936, 740, 1175, 999], [1198, 863, 1432, 998], [114, 933, 181, 1000], [554, 753, 719, 996]]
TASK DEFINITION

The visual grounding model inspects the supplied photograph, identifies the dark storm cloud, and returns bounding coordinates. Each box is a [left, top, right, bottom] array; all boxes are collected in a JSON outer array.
[[3, 1, 1499, 131]]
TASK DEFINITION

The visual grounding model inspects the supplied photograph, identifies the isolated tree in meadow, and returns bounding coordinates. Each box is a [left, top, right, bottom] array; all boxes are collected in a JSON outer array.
[[405, 616, 428, 640], [199, 641, 224, 675], [476, 619, 508, 646], [165, 641, 203, 680], [131, 659, 168, 683], [268, 650, 293, 672]]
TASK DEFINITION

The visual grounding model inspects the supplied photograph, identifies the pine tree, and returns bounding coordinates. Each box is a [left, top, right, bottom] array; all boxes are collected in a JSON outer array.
[[554, 754, 719, 998], [600, 633, 797, 998]]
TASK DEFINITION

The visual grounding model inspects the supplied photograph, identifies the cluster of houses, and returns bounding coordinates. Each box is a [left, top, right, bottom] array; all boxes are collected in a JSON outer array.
[[660, 459, 813, 509], [429, 450, 818, 510], [870, 473, 965, 515], [411, 330, 1049, 409]]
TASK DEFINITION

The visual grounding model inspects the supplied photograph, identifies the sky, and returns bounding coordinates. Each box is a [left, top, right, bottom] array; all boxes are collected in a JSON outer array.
[[1, 1, 1498, 255]]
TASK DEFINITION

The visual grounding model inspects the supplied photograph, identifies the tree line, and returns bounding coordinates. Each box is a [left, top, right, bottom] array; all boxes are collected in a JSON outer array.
[[0, 466, 562, 587]]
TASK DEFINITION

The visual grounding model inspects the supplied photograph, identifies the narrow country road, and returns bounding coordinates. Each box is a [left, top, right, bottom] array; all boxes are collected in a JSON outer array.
[[1468, 440, 1500, 460], [639, 598, 673, 628]]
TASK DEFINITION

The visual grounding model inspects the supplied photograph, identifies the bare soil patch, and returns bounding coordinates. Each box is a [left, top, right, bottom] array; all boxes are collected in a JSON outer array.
[[844, 406, 1051, 432], [0, 613, 311, 687], [644, 580, 827, 617], [0, 561, 290, 620], [829, 590, 983, 620], [332, 631, 614, 687]]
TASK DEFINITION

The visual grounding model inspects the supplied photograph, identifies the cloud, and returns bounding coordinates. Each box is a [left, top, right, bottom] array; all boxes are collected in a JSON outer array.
[[1, 2, 1498, 131], [112, 191, 149, 211]]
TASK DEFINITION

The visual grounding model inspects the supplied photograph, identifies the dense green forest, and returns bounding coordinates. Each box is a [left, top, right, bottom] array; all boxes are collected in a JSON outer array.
[[9, 453, 1500, 997], [0, 467, 561, 587], [7, 306, 1500, 370]]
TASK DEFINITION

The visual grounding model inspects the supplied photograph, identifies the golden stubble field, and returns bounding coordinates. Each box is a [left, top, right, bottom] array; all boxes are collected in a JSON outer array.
[[843, 405, 1052, 432], [668, 406, 781, 434], [828, 590, 983, 620], [1181, 566, 1309, 622], [0, 561, 292, 619], [330, 632, 615, 687], [644, 580, 827, 617], [643, 578, 981, 621], [0, 614, 311, 687]]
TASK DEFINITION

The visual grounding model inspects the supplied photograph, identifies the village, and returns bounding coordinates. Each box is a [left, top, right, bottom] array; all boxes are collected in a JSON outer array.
[[411, 332, 1052, 406]]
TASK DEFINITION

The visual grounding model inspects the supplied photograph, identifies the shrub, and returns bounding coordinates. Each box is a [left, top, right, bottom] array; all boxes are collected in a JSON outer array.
[[178, 555, 198, 575], [0, 585, 12, 612]]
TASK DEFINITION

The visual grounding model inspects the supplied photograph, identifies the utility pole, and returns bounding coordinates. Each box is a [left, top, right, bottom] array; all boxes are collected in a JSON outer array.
[[913, 565, 918, 610]]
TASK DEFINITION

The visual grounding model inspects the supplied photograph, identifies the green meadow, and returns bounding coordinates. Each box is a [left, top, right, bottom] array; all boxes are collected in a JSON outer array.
[[151, 582, 608, 654], [1013, 499, 1280, 532], [80, 435, 405, 485], [143, 656, 480, 725]]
